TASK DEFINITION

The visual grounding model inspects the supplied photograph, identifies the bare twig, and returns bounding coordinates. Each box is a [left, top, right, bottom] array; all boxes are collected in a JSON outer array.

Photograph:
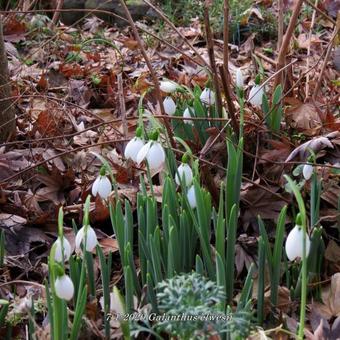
[[273, 0, 304, 90], [312, 15, 339, 100], [203, 2, 223, 119], [221, 0, 239, 137], [305, 0, 319, 100], [117, 0, 175, 147], [117, 73, 128, 139], [303, 0, 336, 25], [49, 0, 64, 29], [277, 0, 284, 50]]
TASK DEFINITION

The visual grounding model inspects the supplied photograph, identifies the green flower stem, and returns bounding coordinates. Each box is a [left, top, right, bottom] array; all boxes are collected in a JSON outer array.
[[284, 175, 307, 340]]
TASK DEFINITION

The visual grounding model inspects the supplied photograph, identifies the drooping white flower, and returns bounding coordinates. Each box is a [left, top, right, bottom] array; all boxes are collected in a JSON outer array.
[[99, 286, 125, 314], [187, 185, 197, 209], [183, 107, 194, 125], [136, 141, 166, 171], [75, 225, 97, 252], [92, 175, 111, 200], [303, 164, 313, 180], [200, 88, 215, 106], [236, 68, 244, 88], [163, 97, 177, 115], [124, 137, 145, 162], [248, 85, 264, 107], [54, 237, 72, 263], [55, 274, 74, 301], [285, 224, 311, 261], [175, 163, 193, 186], [159, 80, 178, 93]]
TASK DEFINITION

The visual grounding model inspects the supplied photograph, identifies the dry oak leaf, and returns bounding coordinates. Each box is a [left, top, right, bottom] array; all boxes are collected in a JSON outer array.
[[312, 273, 340, 320], [285, 102, 322, 136]]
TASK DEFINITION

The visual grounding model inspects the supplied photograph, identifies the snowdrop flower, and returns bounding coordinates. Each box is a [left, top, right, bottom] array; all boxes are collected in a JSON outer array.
[[175, 163, 193, 186], [124, 137, 145, 162], [187, 185, 197, 209], [183, 107, 194, 125], [92, 171, 111, 200], [163, 97, 177, 115], [200, 88, 215, 106], [136, 134, 166, 171], [285, 224, 311, 261], [99, 286, 125, 314], [248, 85, 264, 107], [55, 274, 74, 301], [303, 164, 313, 180], [236, 68, 244, 88], [75, 225, 97, 252], [159, 80, 178, 93], [54, 237, 72, 263]]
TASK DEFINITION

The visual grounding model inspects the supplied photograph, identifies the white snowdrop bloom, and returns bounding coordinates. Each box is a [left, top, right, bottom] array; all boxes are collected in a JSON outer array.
[[55, 274, 74, 301], [92, 175, 111, 200], [124, 137, 145, 162], [200, 88, 215, 106], [54, 237, 72, 263], [136, 141, 166, 171], [75, 225, 97, 252], [248, 85, 264, 107], [285, 225, 311, 261], [99, 287, 125, 314], [236, 68, 244, 88], [187, 185, 197, 209], [303, 164, 313, 180], [175, 163, 193, 186], [183, 107, 194, 125], [159, 80, 178, 93], [163, 97, 177, 115]]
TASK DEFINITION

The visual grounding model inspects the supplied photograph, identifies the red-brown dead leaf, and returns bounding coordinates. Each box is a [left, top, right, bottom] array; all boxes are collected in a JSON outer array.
[[98, 238, 119, 256], [35, 111, 58, 136]]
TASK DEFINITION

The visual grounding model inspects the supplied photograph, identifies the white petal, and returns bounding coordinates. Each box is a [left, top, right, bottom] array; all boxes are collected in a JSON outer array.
[[75, 227, 84, 251], [285, 225, 311, 261], [200, 88, 215, 106], [146, 142, 165, 171], [187, 185, 197, 209], [98, 176, 112, 199], [54, 237, 72, 262], [163, 97, 177, 115], [91, 176, 101, 196], [124, 137, 145, 162], [183, 108, 194, 125], [136, 141, 152, 165], [110, 286, 125, 314], [84, 226, 98, 252], [55, 274, 74, 301], [175, 164, 193, 186], [159, 81, 177, 93], [236, 68, 244, 88], [303, 164, 313, 180], [248, 85, 264, 107]]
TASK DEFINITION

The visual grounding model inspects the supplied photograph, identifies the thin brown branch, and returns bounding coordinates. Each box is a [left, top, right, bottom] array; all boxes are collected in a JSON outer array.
[[303, 0, 336, 25], [277, 0, 284, 50], [273, 0, 304, 90], [117, 0, 175, 147], [49, 0, 64, 29], [203, 2, 223, 119]]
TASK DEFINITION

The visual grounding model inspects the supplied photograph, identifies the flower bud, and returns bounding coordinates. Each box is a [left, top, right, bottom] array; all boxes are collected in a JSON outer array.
[[303, 164, 313, 180], [92, 175, 111, 200], [54, 237, 72, 263], [55, 274, 74, 301], [285, 224, 311, 261], [248, 85, 264, 107], [175, 163, 193, 186], [187, 185, 197, 209], [236, 68, 244, 88], [200, 88, 215, 106], [163, 97, 176, 115], [159, 80, 177, 93], [75, 225, 98, 252], [183, 107, 194, 125], [124, 137, 145, 162]]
